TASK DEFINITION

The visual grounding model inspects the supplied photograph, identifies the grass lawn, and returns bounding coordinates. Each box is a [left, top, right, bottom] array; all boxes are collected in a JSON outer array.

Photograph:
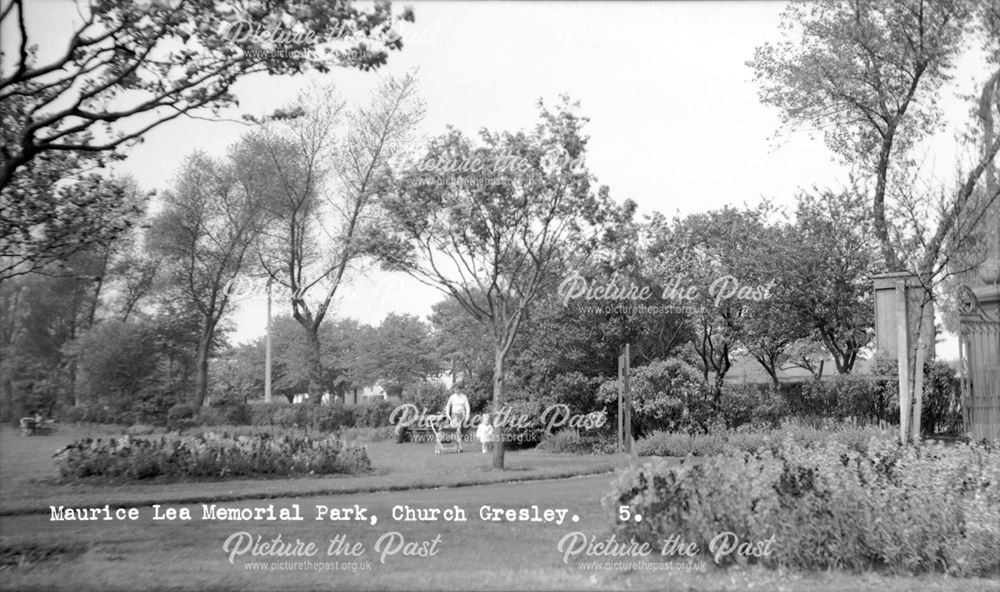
[[1, 424, 996, 591], [0, 424, 617, 515], [1, 473, 996, 591]]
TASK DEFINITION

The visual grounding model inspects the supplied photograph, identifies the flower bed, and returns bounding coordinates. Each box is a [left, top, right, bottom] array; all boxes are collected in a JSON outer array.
[[55, 432, 372, 481], [608, 437, 1000, 576], [635, 420, 888, 457]]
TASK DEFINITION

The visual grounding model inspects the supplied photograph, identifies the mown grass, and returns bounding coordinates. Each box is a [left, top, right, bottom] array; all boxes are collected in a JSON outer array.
[[0, 424, 617, 515]]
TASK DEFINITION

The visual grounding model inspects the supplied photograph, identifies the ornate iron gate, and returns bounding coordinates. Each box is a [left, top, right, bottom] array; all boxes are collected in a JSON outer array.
[[958, 286, 1000, 442]]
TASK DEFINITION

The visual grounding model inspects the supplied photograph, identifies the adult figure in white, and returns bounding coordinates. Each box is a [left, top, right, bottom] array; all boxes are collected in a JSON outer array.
[[443, 389, 471, 452]]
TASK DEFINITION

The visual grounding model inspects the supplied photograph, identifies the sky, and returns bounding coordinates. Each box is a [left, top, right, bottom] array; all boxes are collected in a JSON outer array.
[[9, 1, 993, 359]]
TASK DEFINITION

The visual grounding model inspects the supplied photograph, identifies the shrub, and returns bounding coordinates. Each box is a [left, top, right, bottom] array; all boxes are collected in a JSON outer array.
[[718, 384, 790, 428], [312, 404, 355, 431], [538, 429, 622, 455], [221, 404, 252, 426], [538, 429, 585, 453], [874, 358, 963, 436], [549, 372, 604, 415], [636, 420, 891, 458], [794, 376, 882, 421], [608, 436, 1000, 576], [338, 426, 397, 442], [597, 358, 710, 436], [55, 432, 372, 482], [125, 424, 157, 436], [198, 403, 252, 427], [249, 402, 289, 426], [498, 398, 546, 448], [167, 403, 195, 421], [272, 404, 310, 428], [354, 400, 398, 428]]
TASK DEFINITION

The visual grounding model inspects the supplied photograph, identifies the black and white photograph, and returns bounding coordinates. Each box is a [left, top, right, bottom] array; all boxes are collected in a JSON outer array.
[[1, 0, 999, 590]]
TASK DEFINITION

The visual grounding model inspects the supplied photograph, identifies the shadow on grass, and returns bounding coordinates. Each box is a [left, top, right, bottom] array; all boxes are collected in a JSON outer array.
[[0, 540, 88, 569]]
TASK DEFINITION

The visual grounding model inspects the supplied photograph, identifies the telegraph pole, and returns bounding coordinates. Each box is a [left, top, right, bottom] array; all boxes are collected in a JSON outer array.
[[264, 278, 273, 403]]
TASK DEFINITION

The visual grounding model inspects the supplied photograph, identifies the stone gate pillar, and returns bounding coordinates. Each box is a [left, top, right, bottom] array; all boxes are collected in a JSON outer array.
[[872, 272, 935, 442]]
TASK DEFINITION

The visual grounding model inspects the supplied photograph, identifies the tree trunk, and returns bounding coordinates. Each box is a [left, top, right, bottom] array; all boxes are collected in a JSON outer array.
[[491, 346, 506, 470], [193, 331, 211, 409], [305, 327, 325, 405]]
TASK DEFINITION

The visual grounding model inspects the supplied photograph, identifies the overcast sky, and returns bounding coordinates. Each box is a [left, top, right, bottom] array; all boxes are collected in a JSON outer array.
[[13, 1, 990, 359]]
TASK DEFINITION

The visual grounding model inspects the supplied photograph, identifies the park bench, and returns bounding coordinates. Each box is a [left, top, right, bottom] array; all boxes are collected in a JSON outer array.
[[19, 416, 53, 437]]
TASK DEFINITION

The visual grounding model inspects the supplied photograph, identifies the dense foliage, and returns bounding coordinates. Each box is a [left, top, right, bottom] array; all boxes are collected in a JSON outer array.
[[609, 437, 1000, 575], [56, 432, 371, 481]]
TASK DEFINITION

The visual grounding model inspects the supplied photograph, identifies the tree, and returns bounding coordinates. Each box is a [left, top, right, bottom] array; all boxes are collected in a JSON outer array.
[[353, 313, 440, 399], [0, 166, 141, 282], [429, 295, 493, 384], [0, 270, 92, 416], [148, 151, 263, 408], [786, 190, 877, 374], [371, 97, 628, 469], [646, 206, 788, 393], [1, 0, 413, 281], [75, 320, 164, 418], [246, 76, 423, 405], [749, 0, 994, 271], [750, 0, 1000, 440], [0, 0, 413, 189]]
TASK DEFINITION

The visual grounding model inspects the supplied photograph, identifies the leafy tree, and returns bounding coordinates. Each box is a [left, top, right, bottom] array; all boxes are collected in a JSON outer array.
[[749, 0, 997, 271], [429, 295, 493, 384], [647, 206, 786, 393], [750, 0, 1000, 439], [148, 151, 263, 408], [0, 168, 141, 282], [352, 313, 440, 399], [782, 337, 834, 379], [0, 0, 414, 189], [245, 76, 423, 404], [1, 0, 413, 282], [371, 97, 629, 469], [786, 190, 877, 374], [209, 342, 263, 405], [75, 319, 168, 420], [225, 315, 368, 404]]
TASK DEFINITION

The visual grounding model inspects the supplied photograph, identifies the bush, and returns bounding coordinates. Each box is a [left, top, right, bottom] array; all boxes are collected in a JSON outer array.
[[498, 398, 546, 448], [538, 429, 586, 453], [718, 384, 790, 428], [549, 372, 604, 415], [354, 400, 398, 428], [608, 436, 1000, 576], [62, 404, 145, 426], [249, 402, 289, 426], [793, 376, 890, 423], [55, 432, 372, 482], [167, 403, 195, 421], [125, 424, 157, 436], [272, 404, 311, 428], [203, 404, 252, 426], [338, 426, 397, 442], [635, 420, 889, 458], [874, 358, 963, 436], [312, 404, 355, 431], [228, 404, 252, 426], [597, 358, 710, 436], [242, 402, 356, 431]]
